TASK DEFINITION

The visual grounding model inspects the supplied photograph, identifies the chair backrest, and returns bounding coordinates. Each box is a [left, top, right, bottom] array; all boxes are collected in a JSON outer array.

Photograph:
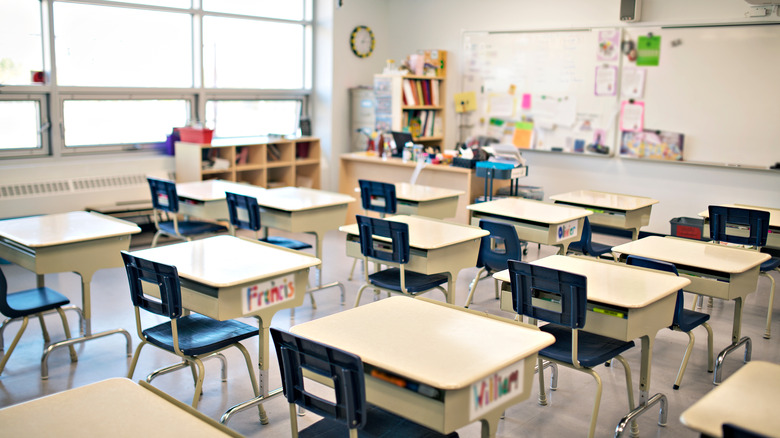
[[358, 180, 397, 216], [577, 217, 595, 253], [0, 267, 14, 318], [476, 219, 522, 272], [355, 215, 410, 265], [709, 205, 770, 247], [147, 177, 180, 214], [722, 423, 769, 438], [270, 327, 367, 431], [508, 259, 587, 329], [625, 255, 684, 326], [225, 192, 262, 232], [121, 252, 183, 319]]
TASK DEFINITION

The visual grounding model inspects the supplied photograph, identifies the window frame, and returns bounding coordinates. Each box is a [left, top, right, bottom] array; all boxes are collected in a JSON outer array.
[[0, 0, 313, 159]]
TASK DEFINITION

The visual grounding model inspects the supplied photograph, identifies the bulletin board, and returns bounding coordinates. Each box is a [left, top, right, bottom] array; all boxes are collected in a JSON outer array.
[[462, 23, 780, 168], [462, 29, 622, 156]]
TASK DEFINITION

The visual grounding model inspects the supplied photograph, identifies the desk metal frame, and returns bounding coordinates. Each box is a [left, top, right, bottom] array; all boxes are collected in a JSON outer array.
[[495, 255, 688, 437], [0, 212, 140, 379], [550, 190, 658, 240], [467, 198, 591, 255], [290, 297, 555, 438], [612, 236, 770, 385], [129, 235, 320, 425], [340, 215, 488, 305]]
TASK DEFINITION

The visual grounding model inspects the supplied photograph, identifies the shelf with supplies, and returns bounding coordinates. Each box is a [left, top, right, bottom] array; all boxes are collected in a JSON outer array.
[[374, 66, 447, 150], [174, 136, 320, 189]]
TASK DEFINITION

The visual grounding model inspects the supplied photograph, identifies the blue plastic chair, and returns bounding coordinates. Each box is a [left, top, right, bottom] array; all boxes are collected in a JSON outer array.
[[566, 217, 614, 259], [348, 180, 398, 282], [709, 206, 780, 339], [270, 328, 458, 438], [146, 177, 227, 247], [225, 191, 312, 251], [121, 252, 259, 409], [353, 215, 449, 307], [508, 260, 635, 438], [0, 267, 77, 376], [626, 255, 714, 390], [463, 219, 523, 308], [722, 423, 769, 438]]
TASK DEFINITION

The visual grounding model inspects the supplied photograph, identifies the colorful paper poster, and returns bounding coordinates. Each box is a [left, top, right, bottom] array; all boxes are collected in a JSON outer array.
[[521, 93, 532, 110], [620, 129, 684, 161], [636, 35, 661, 66], [454, 91, 477, 113], [620, 100, 645, 132], [512, 121, 534, 149], [621, 67, 646, 99], [595, 65, 618, 96], [597, 29, 620, 62]]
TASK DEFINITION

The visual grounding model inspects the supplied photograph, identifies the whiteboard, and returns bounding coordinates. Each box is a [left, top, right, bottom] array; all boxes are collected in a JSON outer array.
[[462, 29, 621, 155], [622, 24, 780, 168], [462, 24, 780, 168]]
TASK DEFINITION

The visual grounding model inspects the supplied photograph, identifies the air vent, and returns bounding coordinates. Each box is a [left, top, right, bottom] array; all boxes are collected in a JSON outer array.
[[0, 174, 148, 199]]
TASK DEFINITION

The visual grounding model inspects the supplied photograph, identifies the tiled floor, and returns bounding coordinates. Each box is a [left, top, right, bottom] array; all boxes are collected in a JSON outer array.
[[0, 228, 778, 437]]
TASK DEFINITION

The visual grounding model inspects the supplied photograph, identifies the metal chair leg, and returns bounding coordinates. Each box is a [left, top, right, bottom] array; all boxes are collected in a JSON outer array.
[[55, 308, 78, 362], [762, 271, 775, 339], [0, 317, 29, 375]]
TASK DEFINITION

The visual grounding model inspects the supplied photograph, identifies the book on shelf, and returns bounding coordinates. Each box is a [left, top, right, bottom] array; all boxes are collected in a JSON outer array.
[[421, 80, 431, 105], [415, 81, 424, 106], [236, 146, 249, 165], [431, 80, 439, 106], [402, 79, 416, 106], [268, 144, 281, 161]]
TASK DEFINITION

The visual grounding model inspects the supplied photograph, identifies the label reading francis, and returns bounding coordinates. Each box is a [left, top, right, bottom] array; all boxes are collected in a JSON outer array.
[[470, 359, 525, 421], [243, 276, 295, 314]]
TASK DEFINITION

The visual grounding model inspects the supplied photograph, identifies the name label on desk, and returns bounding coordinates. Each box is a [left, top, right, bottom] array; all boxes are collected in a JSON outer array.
[[556, 220, 579, 242], [470, 359, 524, 421], [243, 276, 296, 313]]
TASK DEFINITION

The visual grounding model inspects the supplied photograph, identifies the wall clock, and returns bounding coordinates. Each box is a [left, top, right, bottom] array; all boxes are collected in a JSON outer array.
[[350, 25, 374, 58]]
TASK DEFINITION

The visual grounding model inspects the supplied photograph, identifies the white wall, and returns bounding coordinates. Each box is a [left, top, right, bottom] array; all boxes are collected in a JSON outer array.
[[326, 0, 779, 232]]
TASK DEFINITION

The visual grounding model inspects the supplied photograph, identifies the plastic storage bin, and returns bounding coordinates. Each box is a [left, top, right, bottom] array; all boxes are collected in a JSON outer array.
[[670, 217, 705, 240], [178, 127, 214, 144]]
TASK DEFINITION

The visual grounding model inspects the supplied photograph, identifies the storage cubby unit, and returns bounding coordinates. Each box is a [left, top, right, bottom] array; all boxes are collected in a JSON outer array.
[[175, 136, 320, 188]]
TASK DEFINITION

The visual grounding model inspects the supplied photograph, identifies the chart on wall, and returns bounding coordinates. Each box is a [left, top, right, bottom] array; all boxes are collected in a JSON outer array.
[[462, 29, 622, 156]]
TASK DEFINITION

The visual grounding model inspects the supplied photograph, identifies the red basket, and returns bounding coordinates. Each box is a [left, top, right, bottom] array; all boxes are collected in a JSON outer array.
[[178, 127, 214, 144]]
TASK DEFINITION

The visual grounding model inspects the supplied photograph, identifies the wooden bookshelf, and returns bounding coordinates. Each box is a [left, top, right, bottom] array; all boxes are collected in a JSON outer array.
[[174, 137, 320, 189], [374, 72, 446, 150]]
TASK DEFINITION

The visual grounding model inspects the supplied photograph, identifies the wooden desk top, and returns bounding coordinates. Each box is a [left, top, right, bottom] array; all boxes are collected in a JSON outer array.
[[549, 190, 659, 211], [698, 204, 780, 228], [339, 215, 489, 250], [612, 236, 770, 274], [291, 297, 554, 390], [493, 255, 688, 309], [262, 187, 356, 211], [467, 198, 592, 224], [130, 236, 320, 287], [0, 378, 240, 437], [395, 182, 464, 202], [0, 211, 140, 247], [176, 179, 266, 201], [680, 361, 780, 438]]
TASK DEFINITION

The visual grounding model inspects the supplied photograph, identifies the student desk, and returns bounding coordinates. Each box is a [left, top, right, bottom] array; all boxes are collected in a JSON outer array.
[[290, 296, 555, 438], [176, 180, 355, 303], [129, 235, 320, 424], [549, 190, 659, 240], [176, 179, 266, 221], [0, 211, 140, 378], [0, 377, 242, 437], [339, 215, 489, 304], [394, 182, 464, 219], [611, 236, 770, 384], [494, 255, 687, 436], [467, 198, 592, 255], [680, 361, 780, 438], [698, 204, 780, 250]]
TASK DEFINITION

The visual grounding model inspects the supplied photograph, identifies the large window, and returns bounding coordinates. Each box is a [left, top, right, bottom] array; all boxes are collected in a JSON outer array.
[[0, 0, 313, 158]]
